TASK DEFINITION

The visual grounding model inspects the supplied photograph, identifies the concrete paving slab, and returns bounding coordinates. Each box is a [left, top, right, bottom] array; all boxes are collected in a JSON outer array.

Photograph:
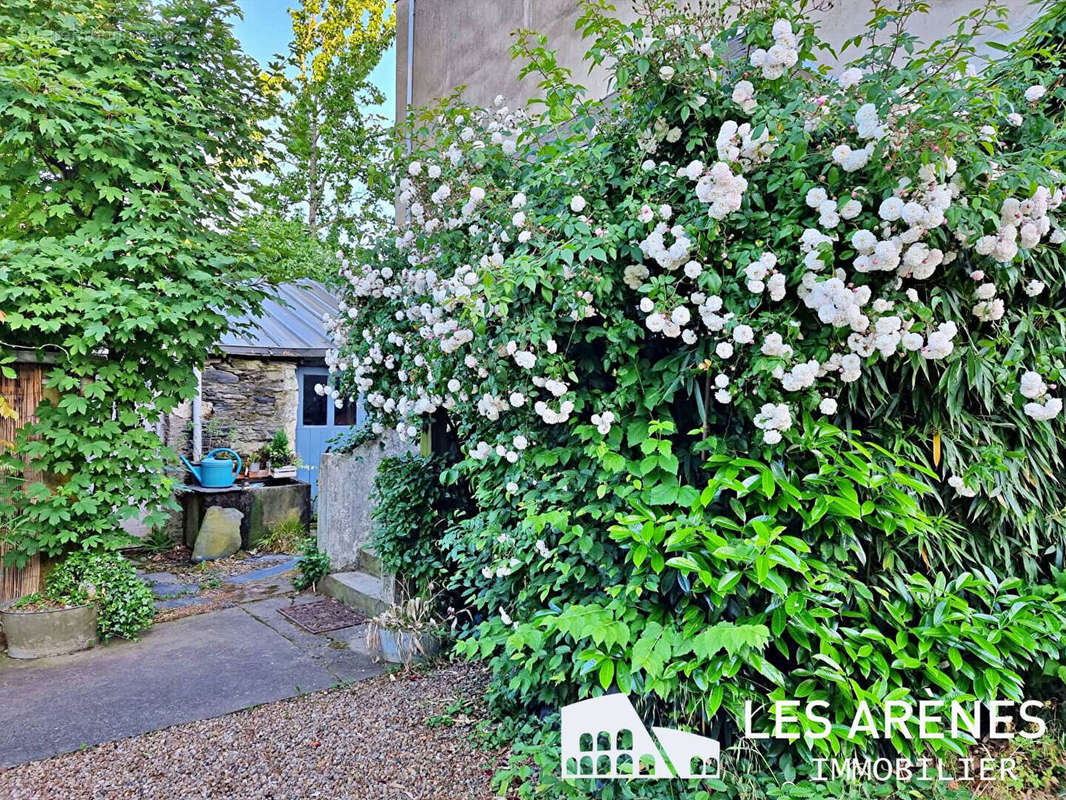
[[139, 571, 181, 582], [225, 556, 300, 584], [154, 595, 207, 610], [149, 581, 200, 598], [325, 623, 377, 658], [0, 600, 383, 767], [240, 596, 382, 682]]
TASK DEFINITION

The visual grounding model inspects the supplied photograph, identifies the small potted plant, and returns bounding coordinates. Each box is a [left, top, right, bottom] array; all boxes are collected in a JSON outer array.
[[261, 430, 298, 479], [246, 452, 271, 480], [365, 586, 446, 665]]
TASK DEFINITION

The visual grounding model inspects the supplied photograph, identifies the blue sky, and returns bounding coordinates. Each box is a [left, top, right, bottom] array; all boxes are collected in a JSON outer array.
[[230, 0, 396, 121]]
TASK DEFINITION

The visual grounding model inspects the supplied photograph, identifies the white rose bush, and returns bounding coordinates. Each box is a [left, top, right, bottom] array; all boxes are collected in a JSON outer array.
[[328, 1, 1066, 795]]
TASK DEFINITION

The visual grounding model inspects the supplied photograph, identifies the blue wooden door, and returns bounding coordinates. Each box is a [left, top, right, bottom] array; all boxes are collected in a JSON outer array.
[[296, 367, 363, 499]]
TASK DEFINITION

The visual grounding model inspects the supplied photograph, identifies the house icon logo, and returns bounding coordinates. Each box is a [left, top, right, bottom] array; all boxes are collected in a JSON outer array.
[[560, 694, 721, 780]]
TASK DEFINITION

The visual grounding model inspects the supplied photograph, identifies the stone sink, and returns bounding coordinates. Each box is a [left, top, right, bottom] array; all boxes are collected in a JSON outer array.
[[177, 477, 311, 550]]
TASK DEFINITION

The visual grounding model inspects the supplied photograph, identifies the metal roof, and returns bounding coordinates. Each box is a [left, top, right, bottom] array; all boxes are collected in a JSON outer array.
[[218, 279, 339, 359]]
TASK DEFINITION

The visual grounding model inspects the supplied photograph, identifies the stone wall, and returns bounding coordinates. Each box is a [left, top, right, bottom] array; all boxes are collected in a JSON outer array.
[[317, 433, 415, 571], [163, 356, 300, 463], [203, 357, 299, 460]]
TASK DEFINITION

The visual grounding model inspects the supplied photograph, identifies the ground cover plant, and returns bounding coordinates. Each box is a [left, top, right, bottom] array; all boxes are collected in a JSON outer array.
[[43, 551, 155, 641], [293, 536, 331, 592], [13, 551, 155, 641], [326, 0, 1066, 794], [371, 452, 472, 598]]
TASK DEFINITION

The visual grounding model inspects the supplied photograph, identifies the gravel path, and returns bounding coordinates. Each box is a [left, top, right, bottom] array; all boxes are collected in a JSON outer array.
[[0, 662, 509, 800]]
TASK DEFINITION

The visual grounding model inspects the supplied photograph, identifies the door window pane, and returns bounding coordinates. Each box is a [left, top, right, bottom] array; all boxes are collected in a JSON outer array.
[[334, 396, 358, 426], [302, 374, 327, 426]]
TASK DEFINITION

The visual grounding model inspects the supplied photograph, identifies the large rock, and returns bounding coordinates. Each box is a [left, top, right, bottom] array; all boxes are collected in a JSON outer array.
[[192, 506, 243, 562]]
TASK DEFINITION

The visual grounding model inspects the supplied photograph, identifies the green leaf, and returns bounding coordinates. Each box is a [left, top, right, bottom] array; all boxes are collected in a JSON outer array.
[[693, 622, 771, 659]]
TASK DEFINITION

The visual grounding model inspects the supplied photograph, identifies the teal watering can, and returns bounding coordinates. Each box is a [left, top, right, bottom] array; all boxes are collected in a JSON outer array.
[[180, 448, 242, 488]]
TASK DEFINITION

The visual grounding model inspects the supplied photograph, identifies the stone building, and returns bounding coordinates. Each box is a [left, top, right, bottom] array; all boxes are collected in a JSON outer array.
[[164, 280, 361, 498]]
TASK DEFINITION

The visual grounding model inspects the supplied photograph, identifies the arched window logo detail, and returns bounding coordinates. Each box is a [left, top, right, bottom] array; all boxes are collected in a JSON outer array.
[[560, 695, 721, 780]]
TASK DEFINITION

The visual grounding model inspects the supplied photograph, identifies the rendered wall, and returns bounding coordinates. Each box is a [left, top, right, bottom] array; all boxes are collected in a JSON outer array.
[[316, 434, 415, 571], [396, 0, 1039, 116]]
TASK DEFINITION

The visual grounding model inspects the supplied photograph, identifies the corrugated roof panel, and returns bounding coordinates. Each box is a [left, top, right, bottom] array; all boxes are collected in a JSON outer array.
[[218, 279, 340, 358]]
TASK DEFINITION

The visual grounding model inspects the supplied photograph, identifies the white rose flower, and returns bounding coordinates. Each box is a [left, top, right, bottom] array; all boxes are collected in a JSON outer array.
[[513, 350, 536, 369], [840, 199, 862, 220], [838, 67, 863, 89], [1024, 84, 1046, 102], [671, 306, 691, 326], [731, 80, 756, 112], [732, 324, 754, 344], [878, 197, 905, 222], [1024, 279, 1045, 297]]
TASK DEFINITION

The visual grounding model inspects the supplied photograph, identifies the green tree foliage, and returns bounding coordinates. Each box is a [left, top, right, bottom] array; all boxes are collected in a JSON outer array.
[[0, 0, 274, 564], [251, 0, 396, 274], [230, 212, 335, 285], [1012, 0, 1066, 73]]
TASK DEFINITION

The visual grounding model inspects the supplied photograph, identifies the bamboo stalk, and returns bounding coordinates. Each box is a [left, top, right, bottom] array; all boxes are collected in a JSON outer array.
[[0, 363, 45, 602]]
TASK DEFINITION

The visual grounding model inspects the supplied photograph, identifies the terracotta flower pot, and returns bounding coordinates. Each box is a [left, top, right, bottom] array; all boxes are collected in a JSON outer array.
[[0, 604, 98, 659]]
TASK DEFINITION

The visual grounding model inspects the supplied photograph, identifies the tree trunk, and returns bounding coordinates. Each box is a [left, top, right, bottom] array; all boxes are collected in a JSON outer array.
[[307, 117, 320, 231]]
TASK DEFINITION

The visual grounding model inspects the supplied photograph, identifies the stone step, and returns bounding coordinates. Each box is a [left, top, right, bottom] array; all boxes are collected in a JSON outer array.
[[356, 548, 382, 578], [319, 571, 392, 618]]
